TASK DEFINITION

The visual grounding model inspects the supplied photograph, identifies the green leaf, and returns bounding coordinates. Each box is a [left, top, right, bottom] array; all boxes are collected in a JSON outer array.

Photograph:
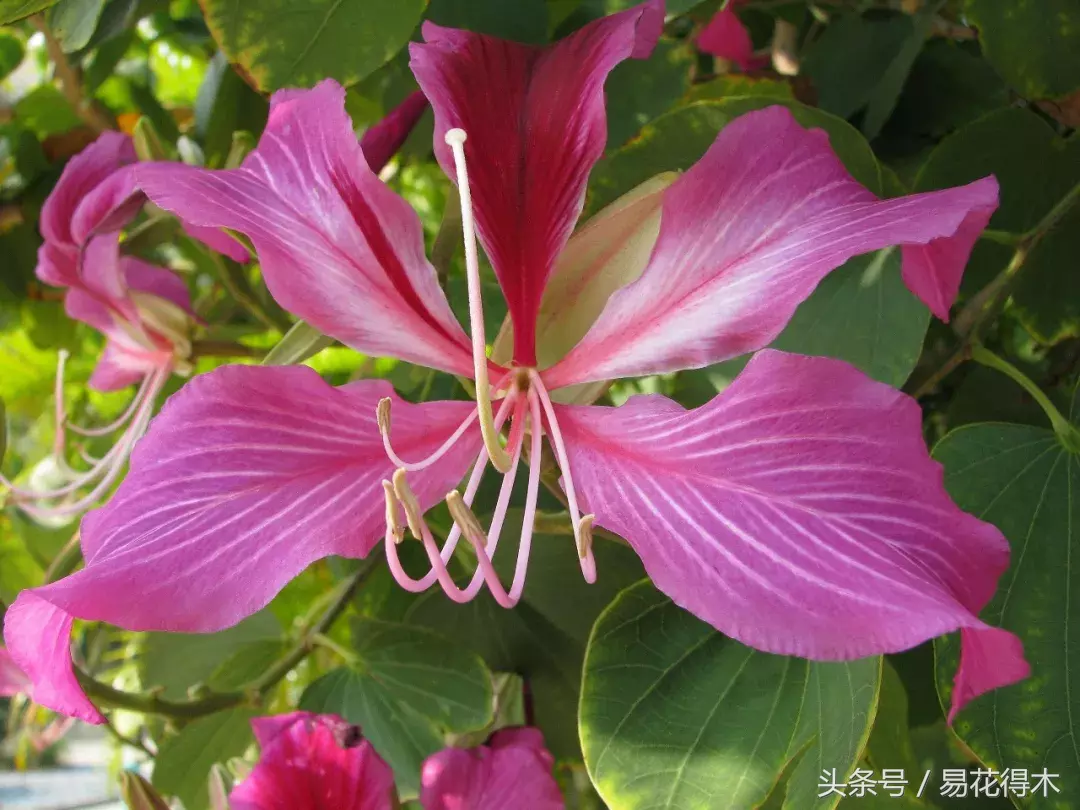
[[402, 526, 645, 759], [152, 708, 256, 810], [200, 0, 427, 93], [588, 97, 881, 214], [13, 85, 82, 138], [687, 74, 794, 104], [261, 320, 333, 366], [604, 0, 706, 14], [300, 619, 492, 795], [604, 39, 693, 150], [933, 409, 1080, 806], [770, 247, 930, 387], [46, 0, 107, 53], [426, 0, 547, 43], [0, 32, 25, 82], [208, 639, 286, 691], [138, 611, 281, 700], [581, 581, 810, 810], [194, 52, 269, 168], [0, 0, 58, 24], [915, 107, 1080, 344], [964, 0, 1080, 99]]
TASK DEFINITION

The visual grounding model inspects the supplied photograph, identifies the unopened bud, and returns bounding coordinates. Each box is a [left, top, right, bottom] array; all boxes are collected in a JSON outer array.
[[208, 763, 233, 810], [119, 771, 171, 810]]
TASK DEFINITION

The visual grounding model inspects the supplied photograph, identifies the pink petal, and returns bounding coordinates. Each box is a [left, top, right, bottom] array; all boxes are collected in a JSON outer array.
[[86, 342, 153, 392], [231, 712, 395, 810], [2, 365, 480, 722], [0, 646, 29, 698], [358, 91, 430, 175], [183, 222, 252, 263], [420, 728, 563, 810], [39, 131, 135, 256], [136, 80, 473, 376], [555, 349, 1028, 719], [409, 0, 662, 366], [123, 256, 196, 317], [697, 7, 755, 70], [544, 107, 998, 389]]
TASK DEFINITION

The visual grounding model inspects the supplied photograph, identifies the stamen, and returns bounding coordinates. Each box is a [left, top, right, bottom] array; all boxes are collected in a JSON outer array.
[[444, 127, 512, 474], [529, 370, 597, 583], [382, 481, 405, 543], [66, 371, 154, 437], [52, 350, 70, 462], [445, 491, 517, 608], [391, 468, 425, 540]]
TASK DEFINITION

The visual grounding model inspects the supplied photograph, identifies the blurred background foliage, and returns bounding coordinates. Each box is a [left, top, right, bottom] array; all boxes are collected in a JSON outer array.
[[1, 0, 1079, 808]]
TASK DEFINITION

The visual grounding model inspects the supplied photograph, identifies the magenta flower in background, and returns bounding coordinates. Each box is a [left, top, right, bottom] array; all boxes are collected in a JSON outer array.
[[696, 1, 765, 72], [3, 0, 1028, 726], [421, 728, 564, 810], [0, 646, 29, 697], [229, 713, 396, 810]]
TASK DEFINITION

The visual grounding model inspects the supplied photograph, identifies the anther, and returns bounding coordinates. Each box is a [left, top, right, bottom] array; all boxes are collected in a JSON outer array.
[[578, 514, 596, 560], [391, 469, 425, 540], [376, 398, 392, 436], [446, 490, 485, 544], [382, 480, 405, 543]]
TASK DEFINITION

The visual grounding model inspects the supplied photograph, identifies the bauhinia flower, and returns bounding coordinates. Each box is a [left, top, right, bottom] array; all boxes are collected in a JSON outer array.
[[0, 132, 204, 524], [0, 646, 29, 697], [229, 713, 396, 810], [421, 728, 564, 810], [4, 0, 1027, 725]]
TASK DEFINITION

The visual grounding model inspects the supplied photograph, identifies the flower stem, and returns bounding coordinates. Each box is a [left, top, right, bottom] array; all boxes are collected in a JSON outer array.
[[77, 552, 382, 719], [971, 345, 1080, 452]]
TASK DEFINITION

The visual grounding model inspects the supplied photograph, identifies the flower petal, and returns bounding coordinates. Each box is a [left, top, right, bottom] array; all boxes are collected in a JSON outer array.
[[358, 91, 430, 176], [0, 646, 29, 698], [409, 0, 663, 366], [420, 728, 563, 810], [136, 80, 472, 375], [544, 106, 999, 389], [555, 349, 1028, 719], [3, 365, 480, 722], [231, 713, 395, 810], [697, 6, 758, 71]]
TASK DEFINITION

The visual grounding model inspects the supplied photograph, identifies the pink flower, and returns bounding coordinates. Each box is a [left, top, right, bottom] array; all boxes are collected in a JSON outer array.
[[696, 2, 766, 72], [4, 0, 1026, 726], [0, 132, 204, 524], [0, 646, 30, 697], [421, 728, 564, 810], [229, 713, 396, 810]]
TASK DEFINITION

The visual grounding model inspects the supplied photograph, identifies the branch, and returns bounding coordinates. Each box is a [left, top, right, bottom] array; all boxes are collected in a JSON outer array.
[[30, 16, 115, 133], [908, 179, 1080, 399], [77, 553, 381, 719], [190, 339, 264, 359]]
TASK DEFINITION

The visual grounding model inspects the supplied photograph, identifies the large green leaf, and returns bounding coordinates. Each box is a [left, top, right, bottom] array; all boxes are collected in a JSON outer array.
[[426, 0, 547, 43], [46, 0, 106, 53], [604, 0, 706, 14], [153, 708, 257, 810], [0, 32, 25, 82], [581, 582, 881, 810], [300, 619, 492, 795], [0, 0, 58, 24], [770, 247, 929, 387], [964, 0, 1080, 99], [402, 527, 644, 759], [587, 97, 880, 214], [915, 107, 1080, 345], [605, 39, 693, 150], [138, 611, 281, 700], [933, 406, 1080, 806], [194, 52, 269, 168], [200, 0, 427, 93]]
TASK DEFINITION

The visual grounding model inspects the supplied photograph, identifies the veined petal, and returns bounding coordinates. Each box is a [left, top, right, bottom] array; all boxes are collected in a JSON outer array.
[[3, 365, 480, 722], [136, 80, 473, 376], [420, 728, 563, 810], [231, 713, 395, 810], [0, 646, 29, 697], [697, 5, 759, 71], [555, 349, 1028, 719], [409, 0, 663, 366], [545, 107, 998, 389]]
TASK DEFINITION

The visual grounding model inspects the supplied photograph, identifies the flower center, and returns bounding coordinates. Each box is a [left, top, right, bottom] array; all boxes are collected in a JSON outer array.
[[376, 128, 597, 607]]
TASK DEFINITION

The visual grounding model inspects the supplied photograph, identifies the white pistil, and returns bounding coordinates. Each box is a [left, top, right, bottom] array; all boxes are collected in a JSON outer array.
[[443, 127, 512, 474]]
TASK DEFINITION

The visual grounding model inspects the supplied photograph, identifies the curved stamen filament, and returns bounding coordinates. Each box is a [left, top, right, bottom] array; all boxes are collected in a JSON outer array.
[[378, 371, 514, 473], [67, 371, 156, 437], [1, 366, 169, 520], [443, 127, 512, 474], [530, 370, 596, 583]]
